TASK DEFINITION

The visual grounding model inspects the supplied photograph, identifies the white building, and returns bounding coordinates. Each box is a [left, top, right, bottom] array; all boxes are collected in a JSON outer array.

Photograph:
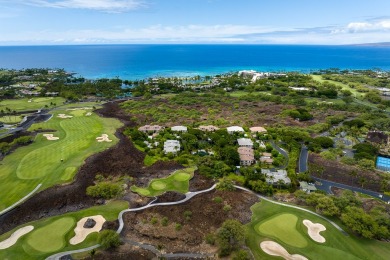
[[237, 138, 254, 148], [263, 169, 291, 185], [164, 140, 181, 154], [171, 126, 188, 133], [227, 126, 244, 134]]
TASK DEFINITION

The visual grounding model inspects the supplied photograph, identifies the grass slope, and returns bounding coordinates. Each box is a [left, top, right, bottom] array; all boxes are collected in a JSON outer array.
[[0, 106, 122, 211], [0, 200, 128, 260], [131, 168, 195, 197], [247, 200, 390, 260]]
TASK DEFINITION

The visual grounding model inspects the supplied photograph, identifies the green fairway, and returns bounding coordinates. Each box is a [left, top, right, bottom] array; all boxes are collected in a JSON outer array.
[[26, 217, 75, 253], [0, 105, 122, 212], [247, 200, 390, 260], [131, 168, 195, 197], [0, 200, 127, 260], [0, 97, 65, 112], [256, 213, 308, 248]]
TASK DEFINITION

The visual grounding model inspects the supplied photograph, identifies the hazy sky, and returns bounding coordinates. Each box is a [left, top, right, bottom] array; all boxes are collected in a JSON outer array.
[[1, 0, 390, 45]]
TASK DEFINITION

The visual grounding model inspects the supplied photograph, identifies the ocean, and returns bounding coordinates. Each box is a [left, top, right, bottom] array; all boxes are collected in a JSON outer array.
[[0, 44, 389, 80]]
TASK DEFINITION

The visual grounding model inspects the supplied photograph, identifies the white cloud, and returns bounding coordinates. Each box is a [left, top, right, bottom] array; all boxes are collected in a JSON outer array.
[[23, 0, 146, 13], [1, 20, 390, 45], [347, 20, 390, 33]]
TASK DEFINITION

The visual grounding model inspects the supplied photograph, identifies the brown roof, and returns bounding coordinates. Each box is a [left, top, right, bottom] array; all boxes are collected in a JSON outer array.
[[138, 125, 163, 132], [250, 126, 267, 133], [238, 147, 255, 161], [260, 158, 274, 164], [262, 152, 272, 157], [198, 125, 220, 131]]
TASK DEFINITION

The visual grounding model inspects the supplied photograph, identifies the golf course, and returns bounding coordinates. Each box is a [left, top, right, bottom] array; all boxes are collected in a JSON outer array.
[[0, 105, 122, 212], [130, 167, 195, 196], [247, 200, 390, 260], [0, 200, 128, 260]]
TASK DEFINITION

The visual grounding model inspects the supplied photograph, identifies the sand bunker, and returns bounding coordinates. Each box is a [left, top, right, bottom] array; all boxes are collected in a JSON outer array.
[[57, 114, 73, 119], [303, 220, 326, 243], [86, 112, 92, 116], [260, 241, 308, 260], [0, 226, 34, 250], [43, 134, 59, 140], [96, 134, 112, 142], [69, 215, 106, 245]]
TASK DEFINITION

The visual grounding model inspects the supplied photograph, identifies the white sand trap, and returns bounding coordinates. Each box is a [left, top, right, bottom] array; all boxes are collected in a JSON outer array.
[[0, 226, 34, 250], [303, 220, 326, 243], [43, 134, 59, 140], [57, 114, 73, 119], [260, 241, 308, 260], [96, 134, 112, 142], [86, 112, 92, 116], [69, 215, 106, 245]]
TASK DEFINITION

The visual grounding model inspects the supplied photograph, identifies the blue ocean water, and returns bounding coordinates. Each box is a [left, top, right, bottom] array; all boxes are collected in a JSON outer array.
[[0, 44, 389, 80]]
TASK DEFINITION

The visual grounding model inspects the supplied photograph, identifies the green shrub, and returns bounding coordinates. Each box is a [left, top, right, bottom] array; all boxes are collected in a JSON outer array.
[[150, 216, 159, 225], [175, 223, 182, 231], [86, 182, 123, 199], [161, 217, 169, 226], [205, 233, 216, 245], [213, 196, 223, 203], [223, 204, 232, 212], [98, 230, 121, 250]]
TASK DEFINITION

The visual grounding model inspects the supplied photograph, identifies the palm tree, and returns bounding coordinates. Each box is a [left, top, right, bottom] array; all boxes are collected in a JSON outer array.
[[359, 177, 367, 189]]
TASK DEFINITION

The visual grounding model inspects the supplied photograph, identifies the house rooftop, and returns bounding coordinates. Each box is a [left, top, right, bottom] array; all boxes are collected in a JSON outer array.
[[227, 126, 244, 133], [250, 126, 267, 133], [237, 138, 254, 147], [171, 126, 188, 132]]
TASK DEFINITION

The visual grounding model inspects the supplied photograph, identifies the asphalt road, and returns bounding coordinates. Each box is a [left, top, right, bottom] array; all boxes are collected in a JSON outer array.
[[299, 145, 308, 173], [312, 177, 390, 203]]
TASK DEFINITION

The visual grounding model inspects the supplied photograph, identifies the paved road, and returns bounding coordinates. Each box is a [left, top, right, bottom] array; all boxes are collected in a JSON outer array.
[[270, 141, 289, 169], [298, 145, 308, 173], [0, 110, 51, 138], [47, 184, 217, 260], [313, 177, 390, 203]]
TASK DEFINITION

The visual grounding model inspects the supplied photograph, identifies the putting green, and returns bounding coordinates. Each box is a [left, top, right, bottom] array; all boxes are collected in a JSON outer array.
[[26, 217, 75, 253], [151, 181, 167, 190], [256, 213, 308, 248], [173, 172, 191, 181]]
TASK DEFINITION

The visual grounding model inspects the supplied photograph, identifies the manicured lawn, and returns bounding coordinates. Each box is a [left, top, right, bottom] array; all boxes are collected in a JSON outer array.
[[0, 97, 65, 112], [0, 200, 128, 260], [247, 200, 390, 260], [256, 213, 308, 248], [26, 217, 75, 253], [131, 168, 195, 197], [0, 106, 123, 212]]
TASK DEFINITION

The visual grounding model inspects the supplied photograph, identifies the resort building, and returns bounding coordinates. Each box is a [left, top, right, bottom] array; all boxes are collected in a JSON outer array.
[[238, 147, 255, 166], [171, 126, 188, 133], [227, 126, 244, 134], [263, 169, 291, 185], [299, 181, 317, 193], [163, 140, 181, 154], [198, 125, 220, 132], [250, 126, 267, 134], [138, 125, 163, 133], [260, 152, 273, 164], [237, 138, 254, 148]]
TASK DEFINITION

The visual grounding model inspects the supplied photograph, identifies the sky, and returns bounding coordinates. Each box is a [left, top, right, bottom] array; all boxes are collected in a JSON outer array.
[[0, 0, 390, 45]]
